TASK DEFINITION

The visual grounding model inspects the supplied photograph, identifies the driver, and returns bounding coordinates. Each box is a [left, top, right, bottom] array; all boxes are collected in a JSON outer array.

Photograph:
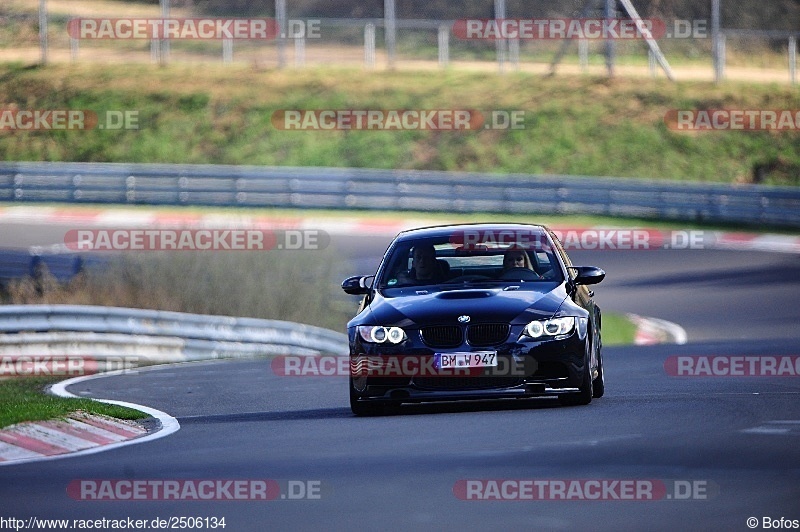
[[397, 244, 446, 284]]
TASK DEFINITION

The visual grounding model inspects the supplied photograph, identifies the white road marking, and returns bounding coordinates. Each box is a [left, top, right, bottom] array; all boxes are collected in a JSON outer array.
[[741, 420, 800, 435]]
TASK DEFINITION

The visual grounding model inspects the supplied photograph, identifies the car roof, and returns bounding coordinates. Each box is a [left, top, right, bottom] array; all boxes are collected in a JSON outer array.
[[394, 223, 552, 241]]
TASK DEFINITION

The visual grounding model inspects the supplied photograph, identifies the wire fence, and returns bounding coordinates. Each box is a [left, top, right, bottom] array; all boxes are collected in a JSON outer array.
[[2, 0, 797, 84]]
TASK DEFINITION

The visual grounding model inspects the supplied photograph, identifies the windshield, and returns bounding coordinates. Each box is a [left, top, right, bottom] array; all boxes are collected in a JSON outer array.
[[377, 232, 563, 289]]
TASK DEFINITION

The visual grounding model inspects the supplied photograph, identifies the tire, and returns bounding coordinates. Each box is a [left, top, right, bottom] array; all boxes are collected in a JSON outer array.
[[559, 340, 593, 407], [592, 324, 605, 399], [592, 350, 605, 399]]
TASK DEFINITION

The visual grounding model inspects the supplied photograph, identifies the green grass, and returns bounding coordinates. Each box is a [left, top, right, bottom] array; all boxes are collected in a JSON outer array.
[[0, 63, 798, 185], [0, 377, 147, 429], [601, 312, 638, 346]]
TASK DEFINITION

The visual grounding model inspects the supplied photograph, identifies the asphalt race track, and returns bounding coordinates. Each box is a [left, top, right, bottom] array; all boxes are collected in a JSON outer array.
[[1, 228, 799, 531]]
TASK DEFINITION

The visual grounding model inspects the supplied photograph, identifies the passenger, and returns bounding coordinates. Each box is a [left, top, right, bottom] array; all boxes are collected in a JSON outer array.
[[502, 248, 534, 271]]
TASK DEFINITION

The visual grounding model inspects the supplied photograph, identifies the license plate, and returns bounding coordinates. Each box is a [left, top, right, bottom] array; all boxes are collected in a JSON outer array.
[[435, 352, 497, 369]]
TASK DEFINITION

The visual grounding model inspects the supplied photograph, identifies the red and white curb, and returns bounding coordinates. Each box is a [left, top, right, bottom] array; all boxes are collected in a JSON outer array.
[[628, 313, 688, 346], [1, 205, 798, 254], [0, 412, 146, 464], [0, 206, 435, 239], [0, 369, 180, 466], [710, 232, 800, 254]]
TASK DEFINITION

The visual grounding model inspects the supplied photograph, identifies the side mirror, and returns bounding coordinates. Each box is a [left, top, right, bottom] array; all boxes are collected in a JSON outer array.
[[570, 266, 605, 286], [341, 275, 374, 295]]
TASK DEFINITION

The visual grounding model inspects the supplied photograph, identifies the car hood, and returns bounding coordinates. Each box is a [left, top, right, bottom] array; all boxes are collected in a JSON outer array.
[[362, 283, 568, 327]]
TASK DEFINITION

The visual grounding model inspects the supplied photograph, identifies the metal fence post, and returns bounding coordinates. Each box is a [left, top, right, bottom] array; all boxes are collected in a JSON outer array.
[[151, 39, 160, 64], [70, 37, 79, 62], [365, 24, 376, 69], [275, 0, 287, 68], [223, 39, 233, 65], [494, 0, 506, 73], [790, 36, 797, 86], [509, 38, 519, 70], [712, 0, 721, 83], [579, 39, 588, 73], [604, 0, 615, 77], [38, 0, 48, 65], [295, 35, 306, 67], [159, 0, 170, 65], [384, 0, 396, 69], [438, 25, 449, 68], [648, 49, 656, 77]]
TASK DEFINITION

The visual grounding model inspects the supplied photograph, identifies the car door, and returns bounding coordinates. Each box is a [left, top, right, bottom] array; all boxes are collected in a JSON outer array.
[[548, 230, 601, 367]]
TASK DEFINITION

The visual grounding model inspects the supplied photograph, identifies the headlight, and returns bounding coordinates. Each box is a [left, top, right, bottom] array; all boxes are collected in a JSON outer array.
[[522, 317, 575, 339], [386, 327, 405, 344], [357, 326, 407, 344]]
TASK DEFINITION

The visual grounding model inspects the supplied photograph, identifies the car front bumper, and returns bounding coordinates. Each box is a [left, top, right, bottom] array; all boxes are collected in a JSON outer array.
[[350, 326, 590, 403]]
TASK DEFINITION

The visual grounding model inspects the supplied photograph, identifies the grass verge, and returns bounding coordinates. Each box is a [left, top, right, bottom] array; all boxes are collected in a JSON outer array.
[[0, 377, 147, 429], [0, 63, 798, 185], [601, 312, 638, 347], [1, 249, 355, 331]]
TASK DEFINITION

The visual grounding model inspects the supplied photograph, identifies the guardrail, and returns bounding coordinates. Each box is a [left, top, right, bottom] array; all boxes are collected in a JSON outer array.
[[1, 162, 799, 228], [0, 305, 349, 369]]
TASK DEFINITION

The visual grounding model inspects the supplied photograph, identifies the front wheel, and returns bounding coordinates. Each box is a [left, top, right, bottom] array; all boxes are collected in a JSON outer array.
[[592, 349, 605, 399], [592, 322, 605, 398], [559, 341, 593, 407]]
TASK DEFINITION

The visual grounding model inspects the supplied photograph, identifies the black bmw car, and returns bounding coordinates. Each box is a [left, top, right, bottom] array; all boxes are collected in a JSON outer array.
[[341, 223, 605, 416]]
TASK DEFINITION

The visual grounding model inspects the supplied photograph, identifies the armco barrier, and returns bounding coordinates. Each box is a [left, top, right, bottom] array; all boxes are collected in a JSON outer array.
[[0, 305, 349, 369], [1, 162, 798, 228]]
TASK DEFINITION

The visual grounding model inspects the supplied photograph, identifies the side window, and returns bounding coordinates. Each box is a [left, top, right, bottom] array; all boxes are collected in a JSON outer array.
[[533, 250, 551, 277], [402, 249, 413, 273], [548, 231, 575, 280]]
